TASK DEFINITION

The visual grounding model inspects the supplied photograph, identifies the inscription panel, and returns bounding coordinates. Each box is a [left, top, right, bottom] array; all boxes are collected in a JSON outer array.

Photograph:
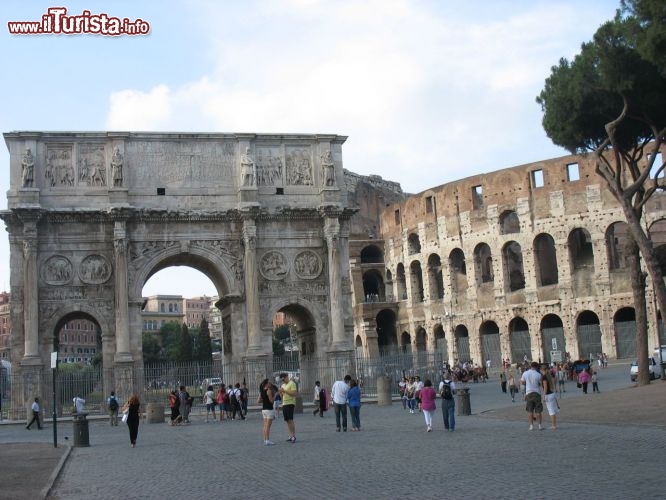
[[126, 141, 236, 188]]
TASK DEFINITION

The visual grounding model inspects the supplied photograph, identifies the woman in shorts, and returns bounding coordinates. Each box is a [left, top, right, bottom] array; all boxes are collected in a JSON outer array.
[[259, 378, 276, 445]]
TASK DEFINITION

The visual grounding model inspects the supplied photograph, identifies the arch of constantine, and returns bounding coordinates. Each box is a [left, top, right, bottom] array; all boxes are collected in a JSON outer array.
[[2, 131, 355, 401]]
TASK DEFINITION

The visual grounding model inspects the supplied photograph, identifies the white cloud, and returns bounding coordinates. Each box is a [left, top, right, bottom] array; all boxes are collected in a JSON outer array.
[[104, 0, 615, 193]]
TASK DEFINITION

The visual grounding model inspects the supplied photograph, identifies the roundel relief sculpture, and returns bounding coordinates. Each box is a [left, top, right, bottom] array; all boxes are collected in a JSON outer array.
[[293, 250, 322, 279], [42, 255, 73, 285], [260, 251, 289, 280], [78, 254, 112, 284]]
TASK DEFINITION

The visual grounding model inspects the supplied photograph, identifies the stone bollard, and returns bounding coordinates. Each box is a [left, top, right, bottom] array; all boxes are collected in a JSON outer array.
[[294, 395, 304, 414], [145, 403, 165, 424], [376, 376, 392, 406], [456, 387, 471, 416]]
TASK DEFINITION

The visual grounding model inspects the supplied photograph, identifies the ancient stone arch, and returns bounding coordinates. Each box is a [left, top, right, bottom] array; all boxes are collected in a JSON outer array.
[[2, 131, 355, 404]]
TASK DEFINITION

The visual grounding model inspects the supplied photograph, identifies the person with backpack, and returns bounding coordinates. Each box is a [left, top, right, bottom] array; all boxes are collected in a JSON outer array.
[[178, 385, 191, 424], [107, 391, 120, 426], [231, 383, 245, 420], [439, 376, 457, 432]]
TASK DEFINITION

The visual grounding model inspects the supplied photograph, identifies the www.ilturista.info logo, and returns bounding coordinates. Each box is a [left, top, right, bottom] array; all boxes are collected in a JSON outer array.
[[7, 7, 150, 36]]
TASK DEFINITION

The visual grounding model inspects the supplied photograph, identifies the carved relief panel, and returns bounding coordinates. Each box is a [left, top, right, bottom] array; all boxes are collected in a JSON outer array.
[[79, 254, 112, 284], [255, 146, 283, 186], [78, 143, 107, 187], [259, 251, 289, 280], [41, 255, 73, 285], [45, 145, 74, 188], [285, 146, 313, 185], [293, 250, 322, 279]]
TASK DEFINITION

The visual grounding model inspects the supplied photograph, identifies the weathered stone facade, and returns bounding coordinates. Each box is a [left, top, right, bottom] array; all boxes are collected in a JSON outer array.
[[2, 131, 355, 401], [350, 148, 666, 366]]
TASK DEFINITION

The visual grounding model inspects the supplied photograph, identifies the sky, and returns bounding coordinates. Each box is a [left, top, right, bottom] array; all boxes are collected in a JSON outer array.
[[0, 0, 620, 298]]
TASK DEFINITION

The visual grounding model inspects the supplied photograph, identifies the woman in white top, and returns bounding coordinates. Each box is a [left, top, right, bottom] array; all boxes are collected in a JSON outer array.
[[204, 385, 216, 422]]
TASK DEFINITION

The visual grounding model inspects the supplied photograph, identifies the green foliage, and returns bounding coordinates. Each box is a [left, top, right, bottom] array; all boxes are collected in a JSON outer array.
[[622, 0, 666, 76], [537, 14, 666, 156], [142, 332, 162, 364], [193, 319, 213, 362], [273, 335, 285, 356], [178, 323, 193, 362], [273, 325, 291, 341]]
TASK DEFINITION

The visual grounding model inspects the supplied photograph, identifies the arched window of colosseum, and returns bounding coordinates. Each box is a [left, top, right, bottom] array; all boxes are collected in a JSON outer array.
[[614, 307, 636, 359], [540, 314, 566, 363], [568, 228, 594, 270], [502, 241, 525, 292], [415, 327, 427, 353], [648, 219, 666, 276], [355, 335, 364, 358], [474, 243, 494, 284], [449, 249, 468, 295], [427, 254, 445, 300], [509, 317, 531, 363], [407, 233, 421, 255], [576, 310, 602, 360], [434, 324, 448, 359], [396, 264, 407, 300], [534, 233, 558, 286], [362, 270, 385, 302], [409, 260, 425, 302], [454, 325, 470, 363], [606, 222, 630, 270], [376, 309, 398, 354], [480, 321, 501, 368], [401, 331, 412, 354], [361, 245, 383, 264], [499, 210, 520, 235]]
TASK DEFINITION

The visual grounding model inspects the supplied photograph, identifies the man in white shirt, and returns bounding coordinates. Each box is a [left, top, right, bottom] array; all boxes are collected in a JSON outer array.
[[520, 361, 543, 430], [331, 375, 352, 432], [73, 395, 86, 414]]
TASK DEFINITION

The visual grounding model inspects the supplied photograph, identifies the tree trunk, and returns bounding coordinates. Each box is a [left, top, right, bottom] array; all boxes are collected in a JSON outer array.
[[625, 236, 650, 385]]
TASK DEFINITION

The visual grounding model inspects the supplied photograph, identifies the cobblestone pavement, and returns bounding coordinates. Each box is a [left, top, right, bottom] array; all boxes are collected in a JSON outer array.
[[1, 363, 664, 500]]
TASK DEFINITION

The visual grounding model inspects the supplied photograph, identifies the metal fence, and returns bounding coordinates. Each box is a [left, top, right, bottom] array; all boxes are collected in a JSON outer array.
[[0, 351, 447, 420]]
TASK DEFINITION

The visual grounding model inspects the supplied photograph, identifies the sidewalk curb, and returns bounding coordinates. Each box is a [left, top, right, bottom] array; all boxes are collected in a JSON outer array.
[[40, 444, 71, 500]]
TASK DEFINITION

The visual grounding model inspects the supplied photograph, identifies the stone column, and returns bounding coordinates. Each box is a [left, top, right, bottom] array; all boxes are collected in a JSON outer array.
[[113, 221, 132, 362], [325, 217, 347, 350], [243, 218, 262, 355], [22, 220, 39, 360]]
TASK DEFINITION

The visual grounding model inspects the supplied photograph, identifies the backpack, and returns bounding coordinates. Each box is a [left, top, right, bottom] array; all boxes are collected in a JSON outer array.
[[441, 382, 453, 400], [108, 397, 118, 411], [230, 389, 239, 406]]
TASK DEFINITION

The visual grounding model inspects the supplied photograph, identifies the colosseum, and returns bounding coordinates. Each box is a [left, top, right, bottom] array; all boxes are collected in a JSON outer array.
[[348, 147, 666, 367]]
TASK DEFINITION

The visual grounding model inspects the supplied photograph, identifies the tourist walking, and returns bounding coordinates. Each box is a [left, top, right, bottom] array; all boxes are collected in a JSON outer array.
[[168, 390, 180, 425], [217, 384, 226, 421], [500, 372, 507, 393], [26, 397, 42, 430], [347, 379, 362, 431], [331, 374, 352, 432], [123, 394, 141, 447], [521, 361, 543, 430], [508, 373, 518, 402], [259, 378, 276, 445], [419, 380, 436, 432], [107, 391, 120, 426], [313, 381, 322, 416], [578, 368, 591, 394], [439, 377, 456, 431], [178, 386, 191, 423], [591, 371, 600, 393], [406, 377, 417, 413], [204, 385, 216, 422], [541, 365, 559, 430], [279, 372, 298, 443]]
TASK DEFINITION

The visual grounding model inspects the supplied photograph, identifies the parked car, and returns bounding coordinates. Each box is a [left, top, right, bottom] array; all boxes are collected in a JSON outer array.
[[629, 357, 660, 382]]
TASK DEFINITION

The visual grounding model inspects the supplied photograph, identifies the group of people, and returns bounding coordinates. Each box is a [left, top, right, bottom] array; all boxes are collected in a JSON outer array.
[[399, 375, 457, 432]]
